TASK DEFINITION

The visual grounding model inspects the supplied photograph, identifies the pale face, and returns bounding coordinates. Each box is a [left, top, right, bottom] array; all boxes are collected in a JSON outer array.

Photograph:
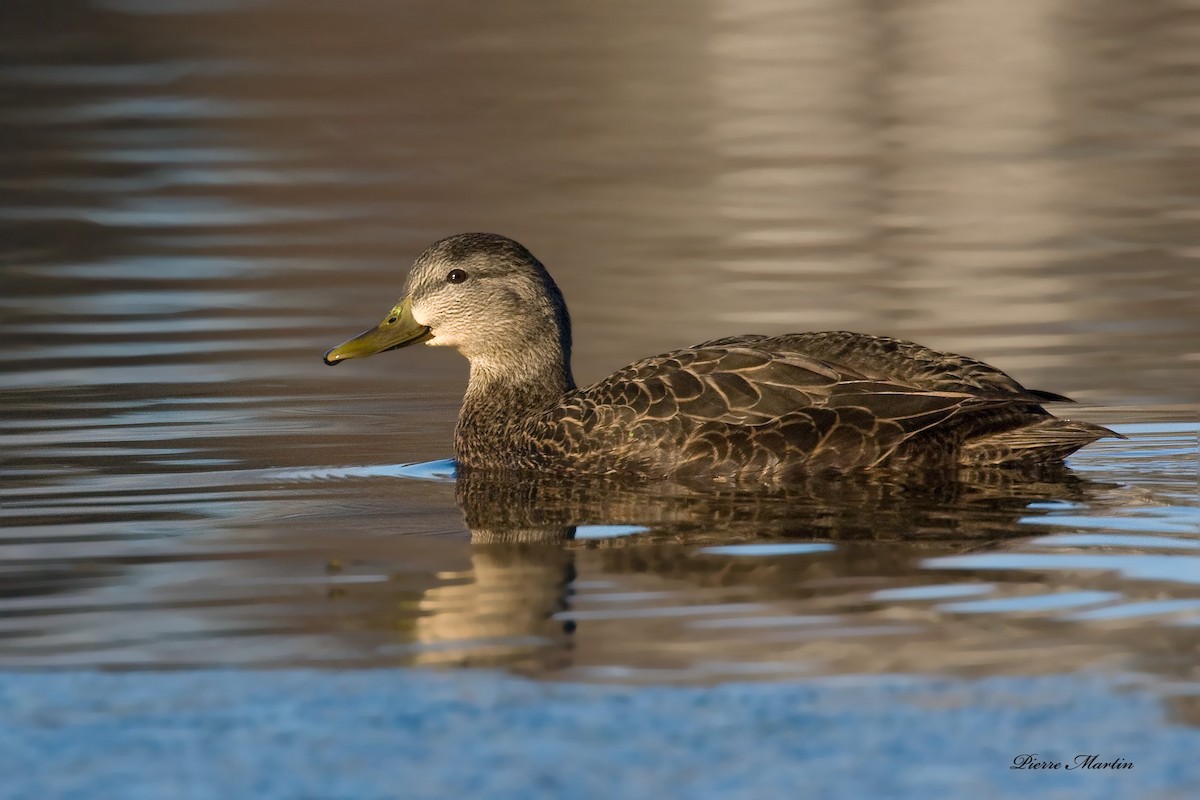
[[324, 233, 572, 373], [403, 235, 571, 364]]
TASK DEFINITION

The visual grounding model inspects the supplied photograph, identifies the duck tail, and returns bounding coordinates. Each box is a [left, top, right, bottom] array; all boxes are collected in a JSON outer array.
[[1025, 388, 1076, 403], [961, 418, 1124, 466]]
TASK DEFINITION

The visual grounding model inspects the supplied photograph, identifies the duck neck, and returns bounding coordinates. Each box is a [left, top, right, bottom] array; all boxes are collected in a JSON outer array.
[[456, 352, 576, 466]]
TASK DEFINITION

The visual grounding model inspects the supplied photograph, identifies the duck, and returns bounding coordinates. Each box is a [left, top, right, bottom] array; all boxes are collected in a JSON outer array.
[[324, 233, 1120, 482]]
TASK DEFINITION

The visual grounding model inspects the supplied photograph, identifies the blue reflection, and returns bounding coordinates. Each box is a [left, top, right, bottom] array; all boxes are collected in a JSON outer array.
[[926, 553, 1200, 586], [938, 590, 1120, 615], [701, 543, 836, 556]]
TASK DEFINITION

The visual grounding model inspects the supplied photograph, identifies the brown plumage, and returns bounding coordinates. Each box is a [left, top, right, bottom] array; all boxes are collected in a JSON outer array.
[[324, 233, 1121, 483]]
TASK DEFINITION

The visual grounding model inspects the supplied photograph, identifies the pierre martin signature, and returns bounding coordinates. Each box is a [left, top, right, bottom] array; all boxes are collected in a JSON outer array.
[[1011, 754, 1134, 771]]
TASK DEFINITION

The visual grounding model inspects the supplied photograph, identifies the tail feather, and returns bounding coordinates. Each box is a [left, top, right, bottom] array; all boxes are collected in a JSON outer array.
[[1026, 389, 1076, 404], [961, 418, 1123, 466]]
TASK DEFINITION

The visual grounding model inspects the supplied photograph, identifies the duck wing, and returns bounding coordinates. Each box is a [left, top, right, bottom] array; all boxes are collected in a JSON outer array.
[[695, 332, 1073, 402], [557, 336, 1027, 475]]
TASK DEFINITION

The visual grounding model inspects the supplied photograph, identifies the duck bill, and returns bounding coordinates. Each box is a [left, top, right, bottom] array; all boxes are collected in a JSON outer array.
[[323, 296, 433, 365]]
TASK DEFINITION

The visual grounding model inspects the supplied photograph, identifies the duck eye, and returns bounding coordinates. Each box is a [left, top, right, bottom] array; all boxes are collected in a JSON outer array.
[[446, 269, 469, 284]]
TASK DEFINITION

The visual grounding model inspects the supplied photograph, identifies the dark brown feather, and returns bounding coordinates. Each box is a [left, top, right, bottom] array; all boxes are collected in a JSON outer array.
[[457, 333, 1119, 481]]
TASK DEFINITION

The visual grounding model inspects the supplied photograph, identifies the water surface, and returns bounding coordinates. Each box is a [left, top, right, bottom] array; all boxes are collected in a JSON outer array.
[[1, 0, 1198, 708]]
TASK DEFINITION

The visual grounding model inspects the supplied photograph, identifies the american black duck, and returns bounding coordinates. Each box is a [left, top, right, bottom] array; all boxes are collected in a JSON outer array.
[[324, 233, 1119, 482]]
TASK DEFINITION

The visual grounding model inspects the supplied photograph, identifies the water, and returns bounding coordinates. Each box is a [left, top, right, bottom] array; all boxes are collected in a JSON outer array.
[[1, 0, 1198, 706]]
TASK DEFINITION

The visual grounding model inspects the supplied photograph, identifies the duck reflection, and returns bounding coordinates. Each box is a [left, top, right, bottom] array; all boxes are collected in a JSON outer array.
[[408, 538, 576, 672], [455, 464, 1112, 545], [404, 467, 1129, 673]]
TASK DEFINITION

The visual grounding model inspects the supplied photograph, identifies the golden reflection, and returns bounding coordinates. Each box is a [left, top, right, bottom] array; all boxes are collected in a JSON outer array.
[[410, 544, 574, 669]]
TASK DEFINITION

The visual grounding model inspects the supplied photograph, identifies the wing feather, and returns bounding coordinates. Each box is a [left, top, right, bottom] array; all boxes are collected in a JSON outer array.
[[544, 332, 1087, 475]]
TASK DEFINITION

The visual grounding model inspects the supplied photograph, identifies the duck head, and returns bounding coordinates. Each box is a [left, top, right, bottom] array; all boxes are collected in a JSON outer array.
[[323, 232, 573, 375]]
